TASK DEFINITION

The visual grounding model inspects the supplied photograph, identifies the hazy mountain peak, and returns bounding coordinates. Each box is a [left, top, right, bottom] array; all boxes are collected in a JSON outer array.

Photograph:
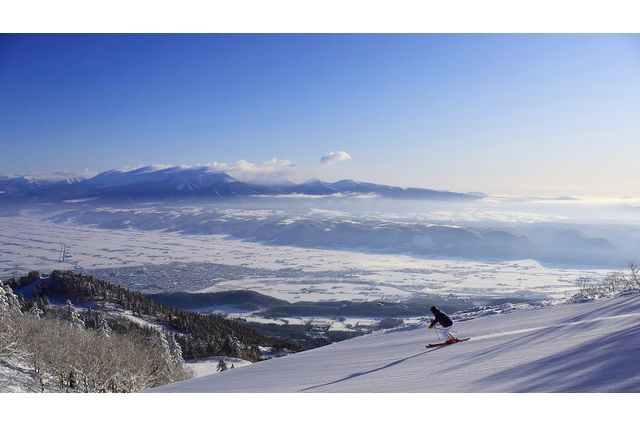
[[301, 178, 324, 184]]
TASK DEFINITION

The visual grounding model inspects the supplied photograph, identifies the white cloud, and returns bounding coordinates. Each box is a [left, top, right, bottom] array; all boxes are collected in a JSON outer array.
[[207, 159, 298, 184], [252, 192, 379, 200], [320, 151, 351, 165]]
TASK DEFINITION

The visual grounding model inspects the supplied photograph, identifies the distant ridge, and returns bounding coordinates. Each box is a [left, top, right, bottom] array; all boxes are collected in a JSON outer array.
[[0, 165, 484, 201]]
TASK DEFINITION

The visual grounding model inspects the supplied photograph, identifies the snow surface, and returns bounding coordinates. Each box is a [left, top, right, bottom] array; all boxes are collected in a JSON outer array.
[[0, 214, 609, 300], [0, 355, 58, 393], [152, 293, 640, 392], [185, 357, 252, 379]]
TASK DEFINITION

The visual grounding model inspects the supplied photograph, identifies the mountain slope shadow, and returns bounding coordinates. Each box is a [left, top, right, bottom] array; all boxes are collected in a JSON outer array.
[[476, 325, 640, 392], [299, 347, 442, 392]]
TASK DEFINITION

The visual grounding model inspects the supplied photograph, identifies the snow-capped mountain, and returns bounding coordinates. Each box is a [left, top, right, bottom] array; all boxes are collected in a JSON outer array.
[[0, 173, 88, 195], [73, 166, 257, 197], [288, 178, 481, 199], [0, 165, 483, 201], [86, 165, 238, 188]]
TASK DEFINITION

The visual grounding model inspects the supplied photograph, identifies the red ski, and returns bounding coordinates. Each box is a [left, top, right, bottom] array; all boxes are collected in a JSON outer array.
[[426, 337, 470, 348]]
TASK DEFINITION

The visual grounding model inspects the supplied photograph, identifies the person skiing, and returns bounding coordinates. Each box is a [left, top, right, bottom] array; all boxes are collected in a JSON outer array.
[[428, 306, 458, 345]]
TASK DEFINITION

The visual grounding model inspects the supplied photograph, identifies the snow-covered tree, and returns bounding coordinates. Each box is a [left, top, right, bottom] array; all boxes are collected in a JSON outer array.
[[216, 359, 228, 372], [167, 333, 184, 365], [222, 335, 240, 357], [29, 303, 44, 319], [97, 315, 111, 337], [0, 283, 9, 315], [63, 300, 85, 329], [1, 281, 21, 356], [157, 330, 172, 359], [1, 281, 22, 315], [137, 330, 190, 387]]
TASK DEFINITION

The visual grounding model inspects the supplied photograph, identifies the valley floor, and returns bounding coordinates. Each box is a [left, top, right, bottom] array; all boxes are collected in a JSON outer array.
[[153, 292, 640, 392], [0, 214, 609, 301]]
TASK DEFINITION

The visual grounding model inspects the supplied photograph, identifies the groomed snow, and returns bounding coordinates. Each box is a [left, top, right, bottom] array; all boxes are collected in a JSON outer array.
[[152, 293, 640, 392], [185, 357, 252, 379]]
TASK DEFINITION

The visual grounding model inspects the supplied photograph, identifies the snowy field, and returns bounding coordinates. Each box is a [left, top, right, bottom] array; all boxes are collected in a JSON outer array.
[[153, 292, 640, 392], [0, 214, 610, 301]]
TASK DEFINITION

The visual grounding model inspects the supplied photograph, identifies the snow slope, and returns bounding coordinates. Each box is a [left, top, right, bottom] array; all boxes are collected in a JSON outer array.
[[153, 292, 640, 392], [185, 357, 252, 379], [0, 356, 58, 393]]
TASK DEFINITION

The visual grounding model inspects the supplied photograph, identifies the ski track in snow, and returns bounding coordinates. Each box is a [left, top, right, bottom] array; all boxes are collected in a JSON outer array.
[[152, 293, 640, 392]]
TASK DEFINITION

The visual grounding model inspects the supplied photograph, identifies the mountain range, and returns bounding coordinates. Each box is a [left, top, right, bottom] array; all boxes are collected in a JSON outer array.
[[0, 165, 484, 201]]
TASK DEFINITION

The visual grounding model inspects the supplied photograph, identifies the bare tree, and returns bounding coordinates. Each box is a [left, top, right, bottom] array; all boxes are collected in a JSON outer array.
[[627, 261, 640, 289], [0, 282, 22, 357], [12, 312, 190, 392]]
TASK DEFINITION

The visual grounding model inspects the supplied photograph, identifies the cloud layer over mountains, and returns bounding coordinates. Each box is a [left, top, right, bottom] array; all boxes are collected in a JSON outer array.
[[0, 164, 481, 201]]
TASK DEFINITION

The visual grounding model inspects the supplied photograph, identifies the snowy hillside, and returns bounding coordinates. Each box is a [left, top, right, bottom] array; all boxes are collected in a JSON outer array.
[[154, 292, 640, 392]]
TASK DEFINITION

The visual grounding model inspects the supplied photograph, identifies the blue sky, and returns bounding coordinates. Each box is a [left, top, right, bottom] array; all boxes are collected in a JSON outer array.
[[1, 34, 639, 196]]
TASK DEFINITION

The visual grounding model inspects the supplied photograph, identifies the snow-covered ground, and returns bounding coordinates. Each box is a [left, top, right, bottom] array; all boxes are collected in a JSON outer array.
[[152, 292, 640, 392], [185, 357, 252, 379], [0, 214, 609, 300], [0, 356, 58, 393]]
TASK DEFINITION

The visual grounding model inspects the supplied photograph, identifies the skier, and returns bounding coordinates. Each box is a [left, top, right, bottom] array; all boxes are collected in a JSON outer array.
[[428, 306, 459, 345]]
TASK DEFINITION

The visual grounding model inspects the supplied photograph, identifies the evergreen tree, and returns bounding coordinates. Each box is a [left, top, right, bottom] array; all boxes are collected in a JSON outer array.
[[167, 333, 184, 365], [0, 281, 21, 356], [63, 300, 85, 329], [216, 359, 228, 372], [222, 336, 240, 357], [157, 331, 172, 360], [29, 303, 44, 319], [97, 315, 111, 337], [0, 281, 22, 315]]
